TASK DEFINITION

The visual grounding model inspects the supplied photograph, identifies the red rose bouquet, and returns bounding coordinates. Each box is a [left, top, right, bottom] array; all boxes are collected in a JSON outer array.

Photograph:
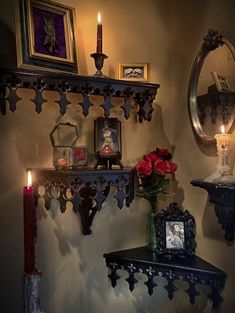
[[134, 147, 177, 251], [135, 148, 177, 201]]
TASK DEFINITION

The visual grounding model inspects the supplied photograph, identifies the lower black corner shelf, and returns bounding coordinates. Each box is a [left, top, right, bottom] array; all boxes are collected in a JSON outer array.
[[103, 246, 226, 309]]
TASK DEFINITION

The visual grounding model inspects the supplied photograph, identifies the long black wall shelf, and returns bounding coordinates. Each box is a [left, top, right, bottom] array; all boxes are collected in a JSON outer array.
[[0, 67, 159, 122]]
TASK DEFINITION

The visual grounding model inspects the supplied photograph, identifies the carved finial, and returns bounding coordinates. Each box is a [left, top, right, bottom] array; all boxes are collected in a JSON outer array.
[[202, 28, 223, 51]]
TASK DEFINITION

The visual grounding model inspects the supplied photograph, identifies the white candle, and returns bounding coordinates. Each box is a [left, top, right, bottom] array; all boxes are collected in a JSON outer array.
[[215, 124, 231, 152]]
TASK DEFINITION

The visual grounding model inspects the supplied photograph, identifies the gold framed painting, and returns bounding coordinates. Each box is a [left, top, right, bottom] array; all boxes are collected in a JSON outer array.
[[118, 63, 148, 81], [211, 72, 231, 92], [16, 0, 78, 73]]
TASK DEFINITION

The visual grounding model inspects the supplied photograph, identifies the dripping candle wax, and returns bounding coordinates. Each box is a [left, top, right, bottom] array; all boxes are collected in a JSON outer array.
[[96, 12, 102, 53], [23, 170, 37, 273], [215, 124, 231, 152]]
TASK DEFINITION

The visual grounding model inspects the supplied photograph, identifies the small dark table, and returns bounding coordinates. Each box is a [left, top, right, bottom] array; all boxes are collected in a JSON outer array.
[[103, 246, 226, 309]]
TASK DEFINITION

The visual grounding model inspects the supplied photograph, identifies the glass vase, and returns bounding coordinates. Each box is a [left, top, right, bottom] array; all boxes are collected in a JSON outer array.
[[146, 197, 158, 252]]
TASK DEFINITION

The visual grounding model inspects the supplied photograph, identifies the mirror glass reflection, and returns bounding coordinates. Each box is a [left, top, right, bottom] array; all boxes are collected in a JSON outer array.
[[197, 43, 235, 138], [188, 29, 235, 143]]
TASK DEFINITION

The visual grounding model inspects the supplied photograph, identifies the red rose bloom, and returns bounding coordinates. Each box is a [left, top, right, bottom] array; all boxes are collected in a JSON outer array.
[[135, 160, 152, 177], [74, 149, 85, 160], [169, 161, 177, 173], [153, 159, 171, 175], [156, 148, 172, 161], [134, 147, 177, 199], [144, 150, 160, 162]]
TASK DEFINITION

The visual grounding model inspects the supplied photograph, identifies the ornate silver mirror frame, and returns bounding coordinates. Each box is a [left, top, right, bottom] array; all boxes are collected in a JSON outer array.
[[188, 28, 235, 143]]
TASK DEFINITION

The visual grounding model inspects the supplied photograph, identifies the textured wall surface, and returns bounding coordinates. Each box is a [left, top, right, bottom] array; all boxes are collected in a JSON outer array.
[[0, 0, 235, 312]]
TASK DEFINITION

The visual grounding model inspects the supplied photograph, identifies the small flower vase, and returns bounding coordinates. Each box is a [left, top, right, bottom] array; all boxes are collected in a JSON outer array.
[[146, 197, 158, 252]]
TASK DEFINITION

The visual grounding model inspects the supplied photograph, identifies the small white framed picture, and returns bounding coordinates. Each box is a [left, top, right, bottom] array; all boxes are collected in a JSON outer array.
[[165, 221, 185, 249], [211, 72, 231, 92], [118, 63, 148, 81]]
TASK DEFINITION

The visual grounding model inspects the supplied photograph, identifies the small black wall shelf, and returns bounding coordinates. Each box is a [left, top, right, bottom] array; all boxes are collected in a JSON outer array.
[[103, 246, 226, 309], [0, 67, 159, 122], [32, 168, 134, 235], [191, 179, 235, 241]]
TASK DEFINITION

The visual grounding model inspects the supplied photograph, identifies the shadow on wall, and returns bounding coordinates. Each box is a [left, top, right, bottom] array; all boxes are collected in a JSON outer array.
[[0, 22, 17, 68]]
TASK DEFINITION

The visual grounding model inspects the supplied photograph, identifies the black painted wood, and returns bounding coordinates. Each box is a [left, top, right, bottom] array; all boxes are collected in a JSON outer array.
[[103, 246, 226, 309], [0, 67, 159, 122], [32, 168, 134, 235], [191, 179, 235, 241]]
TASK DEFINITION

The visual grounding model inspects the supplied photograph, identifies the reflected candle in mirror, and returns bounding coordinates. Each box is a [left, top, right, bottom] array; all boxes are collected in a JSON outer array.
[[23, 170, 37, 273]]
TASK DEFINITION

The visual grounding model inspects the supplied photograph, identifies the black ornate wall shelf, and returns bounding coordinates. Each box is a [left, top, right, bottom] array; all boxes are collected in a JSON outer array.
[[0, 67, 159, 122], [32, 168, 134, 235], [197, 86, 235, 125], [104, 246, 226, 309], [191, 179, 235, 241]]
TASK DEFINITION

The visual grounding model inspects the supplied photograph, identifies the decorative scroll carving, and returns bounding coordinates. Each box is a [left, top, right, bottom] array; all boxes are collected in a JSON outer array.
[[202, 28, 223, 51], [104, 246, 226, 309], [0, 68, 159, 122], [33, 168, 134, 235]]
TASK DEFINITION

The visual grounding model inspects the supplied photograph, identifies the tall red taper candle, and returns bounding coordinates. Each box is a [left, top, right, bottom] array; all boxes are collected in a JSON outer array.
[[23, 170, 37, 273], [96, 12, 102, 53]]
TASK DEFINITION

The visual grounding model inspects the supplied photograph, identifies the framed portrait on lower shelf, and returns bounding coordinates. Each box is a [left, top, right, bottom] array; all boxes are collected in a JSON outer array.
[[118, 63, 148, 81], [16, 0, 78, 73], [155, 202, 196, 259]]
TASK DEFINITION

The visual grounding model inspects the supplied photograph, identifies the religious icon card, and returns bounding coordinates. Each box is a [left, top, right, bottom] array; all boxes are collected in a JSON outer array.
[[94, 117, 123, 169]]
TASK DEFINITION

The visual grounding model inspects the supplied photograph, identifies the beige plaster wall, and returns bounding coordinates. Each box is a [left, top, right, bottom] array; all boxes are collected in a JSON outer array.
[[169, 1, 235, 313], [0, 0, 234, 313]]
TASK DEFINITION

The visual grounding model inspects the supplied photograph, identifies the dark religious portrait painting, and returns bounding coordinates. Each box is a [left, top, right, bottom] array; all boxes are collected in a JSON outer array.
[[32, 6, 67, 59], [16, 0, 78, 73]]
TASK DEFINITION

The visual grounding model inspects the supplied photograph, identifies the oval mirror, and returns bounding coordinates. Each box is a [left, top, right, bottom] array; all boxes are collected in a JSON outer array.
[[188, 29, 235, 143]]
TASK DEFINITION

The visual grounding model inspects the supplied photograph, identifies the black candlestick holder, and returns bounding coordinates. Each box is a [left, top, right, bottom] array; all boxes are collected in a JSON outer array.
[[90, 52, 108, 77]]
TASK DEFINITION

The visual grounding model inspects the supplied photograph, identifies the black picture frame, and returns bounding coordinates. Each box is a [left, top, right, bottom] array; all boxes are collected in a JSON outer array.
[[155, 202, 196, 259], [94, 117, 123, 169], [16, 0, 78, 73]]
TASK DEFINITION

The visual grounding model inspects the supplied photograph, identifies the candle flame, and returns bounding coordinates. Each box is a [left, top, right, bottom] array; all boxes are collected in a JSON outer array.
[[27, 170, 32, 187], [97, 12, 101, 24], [221, 124, 225, 134]]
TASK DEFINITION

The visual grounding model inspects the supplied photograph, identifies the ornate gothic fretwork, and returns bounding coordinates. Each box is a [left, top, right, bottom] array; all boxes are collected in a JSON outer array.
[[6, 73, 22, 112], [104, 246, 226, 309], [33, 168, 134, 235], [191, 179, 235, 241], [0, 68, 159, 121], [31, 77, 47, 113], [56, 80, 72, 115]]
